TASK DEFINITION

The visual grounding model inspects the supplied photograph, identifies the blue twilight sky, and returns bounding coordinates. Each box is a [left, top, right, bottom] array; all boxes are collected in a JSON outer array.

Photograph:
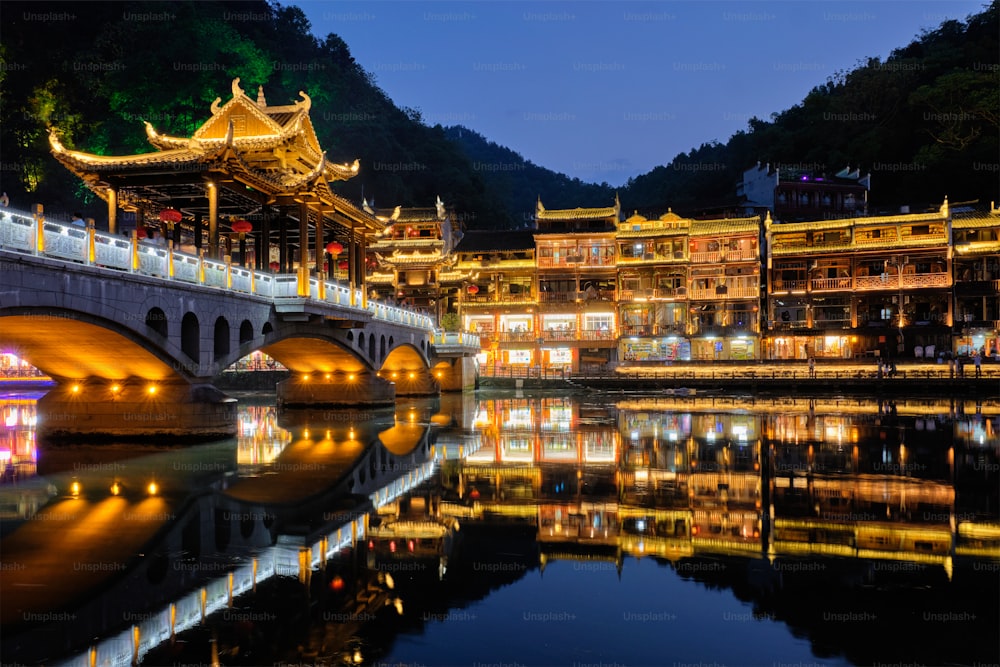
[[296, 0, 986, 186]]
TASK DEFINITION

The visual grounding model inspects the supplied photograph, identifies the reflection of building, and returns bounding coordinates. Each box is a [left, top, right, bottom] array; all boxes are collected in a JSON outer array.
[[0, 397, 38, 484], [438, 397, 1000, 566]]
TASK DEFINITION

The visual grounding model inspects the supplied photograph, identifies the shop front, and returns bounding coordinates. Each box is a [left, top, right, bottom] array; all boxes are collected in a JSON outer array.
[[620, 337, 691, 362], [769, 334, 855, 360], [690, 336, 758, 361], [956, 327, 999, 359]]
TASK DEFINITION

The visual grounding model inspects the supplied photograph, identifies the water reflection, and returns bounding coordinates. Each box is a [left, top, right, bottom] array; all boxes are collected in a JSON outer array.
[[0, 392, 997, 667]]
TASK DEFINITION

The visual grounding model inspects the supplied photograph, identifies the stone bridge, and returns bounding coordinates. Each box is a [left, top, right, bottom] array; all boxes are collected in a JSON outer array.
[[0, 209, 479, 437]]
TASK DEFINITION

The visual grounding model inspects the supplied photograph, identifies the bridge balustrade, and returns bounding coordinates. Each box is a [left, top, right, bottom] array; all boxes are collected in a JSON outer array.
[[0, 208, 434, 330]]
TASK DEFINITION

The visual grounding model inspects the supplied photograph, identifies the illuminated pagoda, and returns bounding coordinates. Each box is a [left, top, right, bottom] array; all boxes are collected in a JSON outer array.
[[49, 77, 380, 297], [364, 197, 468, 322]]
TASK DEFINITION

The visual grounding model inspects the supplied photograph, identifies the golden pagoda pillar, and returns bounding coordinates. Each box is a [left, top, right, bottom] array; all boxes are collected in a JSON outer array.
[[299, 200, 311, 296], [349, 221, 357, 307], [194, 213, 203, 252], [314, 213, 325, 299], [360, 225, 368, 308], [207, 182, 219, 258], [107, 186, 119, 235]]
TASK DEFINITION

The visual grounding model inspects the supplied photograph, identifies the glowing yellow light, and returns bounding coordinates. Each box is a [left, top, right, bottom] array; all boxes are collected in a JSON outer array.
[[70, 481, 81, 496], [408, 373, 415, 379], [304, 429, 310, 439], [302, 374, 310, 381], [391, 372, 398, 379], [436, 372, 442, 378], [147, 482, 158, 495], [348, 429, 355, 440], [147, 385, 157, 395], [110, 482, 121, 496], [71, 384, 80, 394], [111, 384, 121, 394], [348, 373, 355, 381]]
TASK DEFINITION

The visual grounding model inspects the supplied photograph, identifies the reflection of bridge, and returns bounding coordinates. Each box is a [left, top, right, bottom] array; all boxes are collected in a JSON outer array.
[[0, 404, 443, 666], [0, 211, 479, 437]]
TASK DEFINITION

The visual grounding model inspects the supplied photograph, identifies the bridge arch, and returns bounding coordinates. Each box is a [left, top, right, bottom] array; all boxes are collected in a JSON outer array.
[[213, 316, 230, 361], [257, 334, 374, 374], [181, 313, 200, 363], [239, 320, 254, 345], [146, 308, 168, 338], [0, 307, 193, 382]]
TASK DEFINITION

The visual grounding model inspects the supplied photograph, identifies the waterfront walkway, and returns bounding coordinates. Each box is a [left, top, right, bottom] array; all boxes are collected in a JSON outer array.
[[481, 360, 999, 396]]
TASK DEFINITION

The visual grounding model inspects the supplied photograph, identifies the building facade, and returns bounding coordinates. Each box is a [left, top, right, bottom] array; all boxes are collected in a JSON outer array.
[[425, 197, 997, 371]]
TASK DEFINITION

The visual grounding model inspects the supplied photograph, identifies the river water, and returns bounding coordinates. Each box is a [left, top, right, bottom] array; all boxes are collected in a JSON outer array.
[[0, 389, 998, 667]]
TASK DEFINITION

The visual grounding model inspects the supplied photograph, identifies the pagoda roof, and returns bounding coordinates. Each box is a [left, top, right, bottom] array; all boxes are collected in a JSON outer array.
[[49, 77, 377, 232], [952, 208, 1000, 229], [688, 216, 760, 236], [536, 195, 620, 222]]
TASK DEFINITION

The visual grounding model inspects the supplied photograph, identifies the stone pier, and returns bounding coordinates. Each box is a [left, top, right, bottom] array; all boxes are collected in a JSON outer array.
[[36, 380, 237, 440]]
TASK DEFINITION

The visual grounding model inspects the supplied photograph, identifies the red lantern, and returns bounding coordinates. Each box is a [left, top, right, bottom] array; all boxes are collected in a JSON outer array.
[[231, 219, 252, 234], [326, 241, 343, 255], [338, 260, 349, 270], [135, 227, 148, 239], [269, 261, 280, 271], [158, 208, 182, 224], [467, 284, 479, 294]]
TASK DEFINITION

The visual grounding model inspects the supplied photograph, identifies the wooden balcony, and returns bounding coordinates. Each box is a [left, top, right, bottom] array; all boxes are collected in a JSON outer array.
[[690, 285, 759, 300], [722, 248, 758, 261], [774, 272, 950, 294], [690, 250, 722, 263], [537, 255, 616, 269], [620, 324, 686, 337], [619, 288, 685, 301]]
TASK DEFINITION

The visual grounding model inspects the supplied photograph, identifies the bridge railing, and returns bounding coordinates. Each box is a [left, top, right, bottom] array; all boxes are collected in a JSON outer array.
[[0, 208, 435, 330], [430, 331, 481, 348]]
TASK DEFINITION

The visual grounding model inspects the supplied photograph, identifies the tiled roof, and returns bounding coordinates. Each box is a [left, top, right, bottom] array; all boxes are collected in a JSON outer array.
[[537, 206, 618, 220], [689, 217, 760, 236], [952, 213, 1000, 229], [768, 219, 855, 233]]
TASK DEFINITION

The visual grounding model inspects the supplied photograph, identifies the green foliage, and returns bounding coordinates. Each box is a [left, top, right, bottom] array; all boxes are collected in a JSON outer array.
[[439, 312, 460, 332]]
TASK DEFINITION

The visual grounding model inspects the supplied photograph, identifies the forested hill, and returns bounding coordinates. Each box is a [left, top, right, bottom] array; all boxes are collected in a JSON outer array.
[[442, 1, 998, 218], [618, 1, 999, 213], [0, 0, 513, 227], [0, 1, 996, 230], [441, 126, 617, 227]]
